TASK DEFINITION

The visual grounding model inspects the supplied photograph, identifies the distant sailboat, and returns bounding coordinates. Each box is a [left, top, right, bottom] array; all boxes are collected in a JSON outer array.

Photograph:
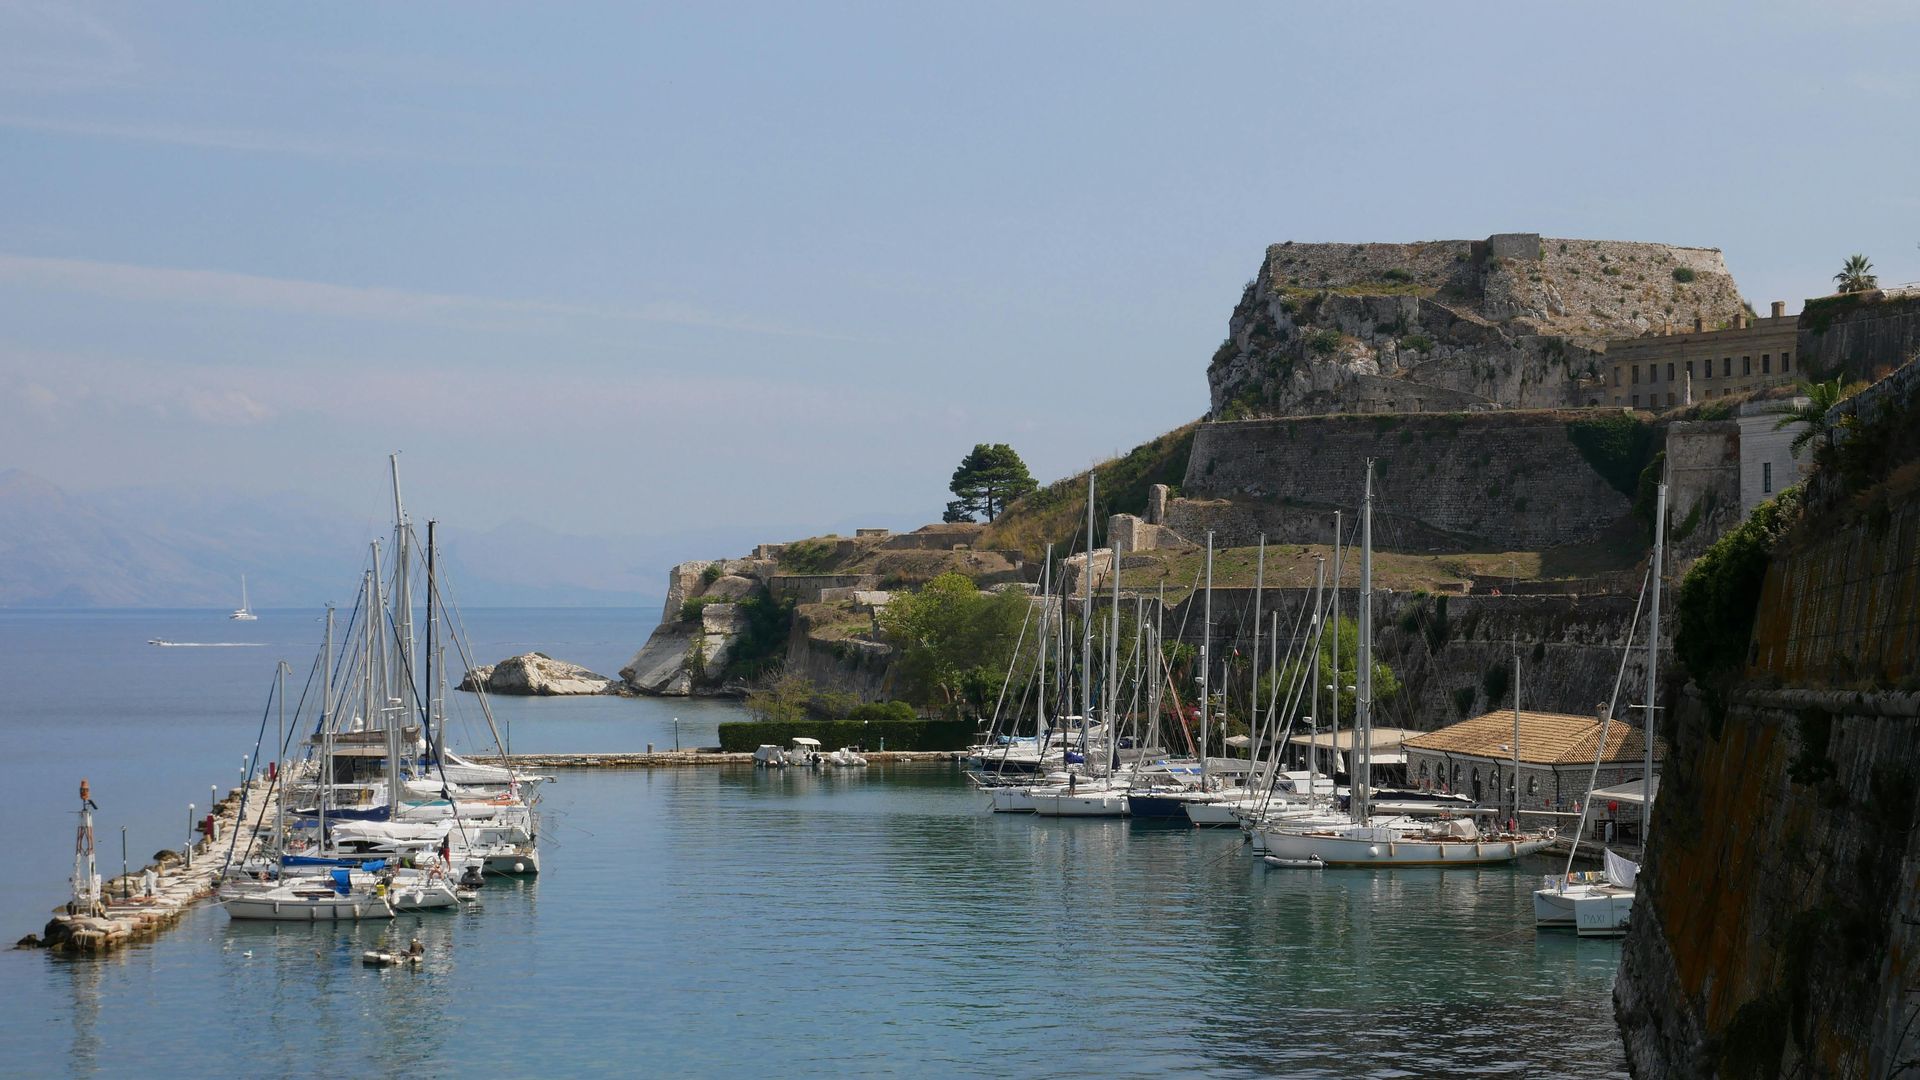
[[230, 575, 258, 621]]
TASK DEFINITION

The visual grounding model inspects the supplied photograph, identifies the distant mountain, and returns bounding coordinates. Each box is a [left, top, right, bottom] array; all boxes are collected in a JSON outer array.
[[0, 469, 936, 609]]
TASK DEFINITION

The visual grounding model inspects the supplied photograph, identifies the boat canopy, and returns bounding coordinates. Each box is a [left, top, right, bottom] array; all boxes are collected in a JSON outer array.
[[790, 737, 823, 747], [1589, 776, 1659, 806]]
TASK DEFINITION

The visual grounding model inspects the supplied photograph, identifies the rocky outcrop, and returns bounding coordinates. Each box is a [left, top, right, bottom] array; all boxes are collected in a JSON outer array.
[[1208, 233, 1748, 419], [460, 653, 623, 695], [622, 558, 778, 696]]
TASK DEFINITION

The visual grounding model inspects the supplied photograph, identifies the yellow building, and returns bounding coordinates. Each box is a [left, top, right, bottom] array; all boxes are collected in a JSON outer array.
[[1604, 302, 1799, 409]]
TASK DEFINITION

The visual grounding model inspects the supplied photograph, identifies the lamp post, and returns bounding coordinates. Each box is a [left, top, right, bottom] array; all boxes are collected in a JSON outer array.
[[673, 717, 681, 752], [186, 803, 195, 867]]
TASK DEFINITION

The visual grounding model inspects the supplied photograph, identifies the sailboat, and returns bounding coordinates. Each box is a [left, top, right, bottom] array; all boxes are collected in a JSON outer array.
[[230, 575, 258, 621], [1534, 478, 1666, 935], [1259, 460, 1557, 867]]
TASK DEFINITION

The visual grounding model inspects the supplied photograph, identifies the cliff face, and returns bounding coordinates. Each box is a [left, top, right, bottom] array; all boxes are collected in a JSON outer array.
[[1208, 234, 1747, 419], [1617, 360, 1920, 1077]]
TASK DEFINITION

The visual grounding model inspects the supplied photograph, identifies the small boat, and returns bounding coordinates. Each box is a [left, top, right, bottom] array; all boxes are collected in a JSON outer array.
[[827, 747, 868, 767], [221, 871, 396, 922], [1533, 851, 1637, 936], [1263, 854, 1324, 869], [753, 744, 788, 768], [230, 575, 258, 621], [362, 939, 427, 966]]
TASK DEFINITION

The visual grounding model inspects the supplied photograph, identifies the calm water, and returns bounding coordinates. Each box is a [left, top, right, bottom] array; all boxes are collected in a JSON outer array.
[[1, 611, 1627, 1077]]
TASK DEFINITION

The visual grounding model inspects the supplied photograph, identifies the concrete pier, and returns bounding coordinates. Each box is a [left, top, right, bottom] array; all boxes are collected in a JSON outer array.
[[20, 774, 276, 955]]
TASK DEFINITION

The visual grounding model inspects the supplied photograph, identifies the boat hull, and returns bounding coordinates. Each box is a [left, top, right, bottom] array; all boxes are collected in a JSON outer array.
[[1259, 828, 1552, 866], [1534, 885, 1633, 935], [1031, 792, 1128, 817], [224, 892, 397, 921]]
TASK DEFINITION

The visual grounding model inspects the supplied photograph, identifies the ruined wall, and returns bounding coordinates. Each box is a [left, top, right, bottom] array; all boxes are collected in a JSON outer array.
[[1172, 412, 1633, 550], [1665, 421, 1742, 564]]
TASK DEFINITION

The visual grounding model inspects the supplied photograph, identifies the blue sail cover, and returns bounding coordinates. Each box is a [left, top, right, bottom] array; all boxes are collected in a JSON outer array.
[[330, 869, 352, 896]]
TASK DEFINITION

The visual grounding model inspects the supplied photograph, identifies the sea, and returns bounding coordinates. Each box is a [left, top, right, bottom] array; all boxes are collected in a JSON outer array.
[[0, 608, 1629, 1077]]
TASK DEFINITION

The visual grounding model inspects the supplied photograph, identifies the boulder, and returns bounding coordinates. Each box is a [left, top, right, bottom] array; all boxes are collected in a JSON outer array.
[[461, 653, 618, 696]]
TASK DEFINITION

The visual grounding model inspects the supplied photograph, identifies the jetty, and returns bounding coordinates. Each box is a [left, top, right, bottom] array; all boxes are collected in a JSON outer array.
[[507, 750, 965, 768], [21, 776, 275, 955]]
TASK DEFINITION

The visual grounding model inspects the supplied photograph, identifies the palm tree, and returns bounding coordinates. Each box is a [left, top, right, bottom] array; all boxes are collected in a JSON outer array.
[[1775, 378, 1857, 455], [1834, 254, 1878, 294]]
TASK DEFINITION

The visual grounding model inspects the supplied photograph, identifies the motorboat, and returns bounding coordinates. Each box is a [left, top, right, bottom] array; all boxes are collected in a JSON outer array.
[[827, 747, 868, 767]]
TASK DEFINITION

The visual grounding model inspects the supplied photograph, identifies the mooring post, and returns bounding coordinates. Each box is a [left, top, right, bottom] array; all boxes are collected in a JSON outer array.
[[186, 804, 195, 867], [120, 826, 128, 901]]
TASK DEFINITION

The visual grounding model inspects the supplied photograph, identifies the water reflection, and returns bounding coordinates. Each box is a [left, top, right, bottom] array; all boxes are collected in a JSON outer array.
[[18, 767, 1623, 1077]]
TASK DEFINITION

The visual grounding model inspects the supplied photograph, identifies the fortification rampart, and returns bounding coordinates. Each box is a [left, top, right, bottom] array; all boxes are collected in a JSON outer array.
[[1170, 411, 1632, 551]]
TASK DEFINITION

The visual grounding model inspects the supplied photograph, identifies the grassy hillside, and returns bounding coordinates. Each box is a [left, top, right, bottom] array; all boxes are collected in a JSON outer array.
[[979, 422, 1199, 559]]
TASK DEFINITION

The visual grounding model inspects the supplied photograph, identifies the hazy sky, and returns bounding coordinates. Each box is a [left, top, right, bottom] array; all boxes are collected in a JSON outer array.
[[2, 1, 1915, 542]]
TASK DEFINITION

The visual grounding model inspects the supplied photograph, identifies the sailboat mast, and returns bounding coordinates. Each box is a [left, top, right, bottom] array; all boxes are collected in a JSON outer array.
[[320, 605, 333, 844], [1250, 535, 1264, 767], [1356, 460, 1374, 823], [1513, 655, 1523, 826], [389, 454, 415, 748], [1107, 524, 1121, 773], [275, 659, 286, 860], [1082, 473, 1094, 750], [426, 519, 438, 768], [1330, 512, 1342, 787], [1645, 479, 1667, 840], [1201, 531, 1213, 788], [1308, 556, 1324, 799]]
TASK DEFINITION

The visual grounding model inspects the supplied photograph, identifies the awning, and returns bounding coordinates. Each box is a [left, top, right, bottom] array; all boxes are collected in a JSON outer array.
[[1590, 776, 1659, 806]]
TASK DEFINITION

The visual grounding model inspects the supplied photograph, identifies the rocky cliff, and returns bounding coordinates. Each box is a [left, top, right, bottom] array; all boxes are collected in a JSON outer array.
[[1208, 233, 1748, 419], [1616, 359, 1920, 1077]]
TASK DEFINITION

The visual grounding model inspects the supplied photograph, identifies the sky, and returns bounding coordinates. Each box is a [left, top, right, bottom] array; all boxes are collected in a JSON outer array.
[[1, 1, 1915, 552]]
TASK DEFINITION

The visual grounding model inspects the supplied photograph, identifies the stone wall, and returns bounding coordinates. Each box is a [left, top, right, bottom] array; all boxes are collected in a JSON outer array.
[[768, 574, 879, 605], [1665, 421, 1741, 564], [1173, 411, 1633, 550], [1798, 289, 1920, 383], [1145, 586, 1661, 735]]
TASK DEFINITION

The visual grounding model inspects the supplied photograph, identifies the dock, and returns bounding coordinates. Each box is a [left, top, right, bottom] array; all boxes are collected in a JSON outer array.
[[507, 750, 966, 768], [20, 775, 276, 955]]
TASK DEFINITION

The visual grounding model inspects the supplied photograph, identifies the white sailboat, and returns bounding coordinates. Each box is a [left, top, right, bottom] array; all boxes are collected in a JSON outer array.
[[229, 575, 258, 621], [1534, 478, 1666, 935], [1260, 460, 1556, 867]]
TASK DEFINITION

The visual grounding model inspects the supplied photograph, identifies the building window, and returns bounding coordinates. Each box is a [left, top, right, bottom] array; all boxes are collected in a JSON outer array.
[[1527, 775, 1538, 796], [1632, 365, 1640, 384], [1613, 368, 1622, 387], [1667, 362, 1675, 383], [1762, 354, 1771, 374], [1783, 352, 1791, 373], [1419, 762, 1429, 781], [1685, 360, 1694, 380], [1743, 356, 1752, 376], [1631, 394, 1640, 407], [1668, 392, 1676, 407], [1763, 461, 1773, 494], [1724, 357, 1732, 377]]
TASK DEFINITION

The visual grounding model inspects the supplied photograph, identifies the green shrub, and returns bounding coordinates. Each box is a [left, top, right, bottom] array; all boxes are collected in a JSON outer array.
[[848, 700, 917, 724], [680, 595, 729, 622], [1675, 488, 1801, 679], [1452, 686, 1477, 718], [1399, 333, 1436, 354], [717, 717, 973, 752], [780, 538, 839, 574], [1481, 662, 1510, 708], [1382, 268, 1414, 283], [1307, 329, 1343, 356], [1671, 267, 1696, 283], [701, 563, 724, 584]]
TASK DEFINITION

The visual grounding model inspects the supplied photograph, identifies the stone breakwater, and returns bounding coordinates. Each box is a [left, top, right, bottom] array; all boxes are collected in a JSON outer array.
[[19, 774, 274, 954]]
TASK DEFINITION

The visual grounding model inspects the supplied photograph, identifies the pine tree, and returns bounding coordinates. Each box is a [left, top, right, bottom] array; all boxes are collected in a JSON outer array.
[[945, 444, 1037, 522]]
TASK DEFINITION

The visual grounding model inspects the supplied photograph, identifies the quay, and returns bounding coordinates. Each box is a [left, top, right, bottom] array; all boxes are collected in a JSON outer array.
[[507, 750, 966, 768], [20, 775, 277, 955]]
